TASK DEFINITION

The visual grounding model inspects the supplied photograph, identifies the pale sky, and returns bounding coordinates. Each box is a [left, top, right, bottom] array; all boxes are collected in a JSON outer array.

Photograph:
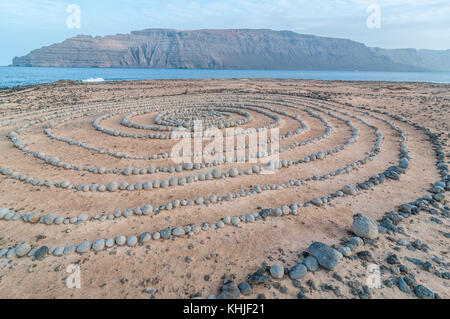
[[1, 0, 449, 66]]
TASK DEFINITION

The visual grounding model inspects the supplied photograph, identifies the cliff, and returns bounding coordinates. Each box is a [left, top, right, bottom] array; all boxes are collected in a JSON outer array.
[[12, 29, 447, 71]]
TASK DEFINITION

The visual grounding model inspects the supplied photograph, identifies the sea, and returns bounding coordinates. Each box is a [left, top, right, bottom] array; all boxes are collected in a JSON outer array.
[[1, 66, 450, 88]]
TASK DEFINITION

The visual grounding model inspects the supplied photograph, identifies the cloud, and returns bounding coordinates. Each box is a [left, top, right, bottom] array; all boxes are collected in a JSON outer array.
[[0, 0, 449, 65]]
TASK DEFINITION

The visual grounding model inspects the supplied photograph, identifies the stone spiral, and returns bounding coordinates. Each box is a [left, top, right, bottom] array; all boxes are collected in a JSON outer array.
[[0, 91, 447, 261]]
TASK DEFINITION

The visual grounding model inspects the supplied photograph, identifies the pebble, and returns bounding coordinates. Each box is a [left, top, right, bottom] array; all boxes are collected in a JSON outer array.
[[229, 167, 239, 177], [53, 246, 64, 256], [269, 264, 284, 279], [64, 245, 76, 255], [126, 236, 138, 247], [76, 241, 92, 254], [238, 282, 252, 295], [93, 239, 105, 251], [352, 213, 378, 240], [172, 228, 185, 237], [15, 243, 31, 257], [303, 256, 319, 272], [218, 281, 241, 299], [116, 236, 126, 246], [413, 285, 434, 299], [342, 185, 356, 195], [105, 238, 115, 247], [289, 264, 308, 279], [397, 277, 409, 293], [107, 181, 118, 192], [33, 246, 48, 260], [308, 242, 342, 271], [311, 198, 323, 206], [387, 254, 400, 265], [338, 246, 352, 257]]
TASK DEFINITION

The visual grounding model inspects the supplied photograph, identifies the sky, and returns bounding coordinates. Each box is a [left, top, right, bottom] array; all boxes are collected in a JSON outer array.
[[1, 0, 449, 66]]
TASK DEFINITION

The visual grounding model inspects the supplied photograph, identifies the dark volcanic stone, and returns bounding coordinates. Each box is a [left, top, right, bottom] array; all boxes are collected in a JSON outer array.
[[238, 282, 252, 296], [218, 281, 241, 299], [34, 246, 49, 261], [356, 251, 373, 261], [248, 269, 270, 285], [413, 285, 434, 299], [387, 254, 400, 265]]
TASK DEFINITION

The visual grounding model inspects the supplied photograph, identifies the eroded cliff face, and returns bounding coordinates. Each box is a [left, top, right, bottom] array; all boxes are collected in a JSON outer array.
[[11, 28, 439, 71]]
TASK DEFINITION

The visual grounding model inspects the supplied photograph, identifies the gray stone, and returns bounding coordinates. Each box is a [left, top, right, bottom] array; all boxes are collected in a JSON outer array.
[[160, 228, 171, 239], [289, 264, 308, 279], [342, 185, 355, 195], [229, 167, 239, 177], [116, 236, 126, 246], [172, 228, 185, 237], [218, 281, 241, 299], [270, 264, 284, 279], [64, 245, 76, 255], [238, 282, 252, 295], [338, 246, 352, 257], [53, 246, 64, 256], [311, 198, 323, 206], [76, 241, 92, 254], [303, 256, 319, 272], [92, 239, 105, 251], [34, 246, 48, 260], [352, 213, 378, 240], [105, 238, 115, 247], [397, 277, 409, 293], [15, 243, 32, 257], [107, 181, 118, 192], [126, 236, 138, 246], [413, 285, 434, 299], [138, 232, 151, 243], [212, 168, 221, 178], [308, 242, 342, 271]]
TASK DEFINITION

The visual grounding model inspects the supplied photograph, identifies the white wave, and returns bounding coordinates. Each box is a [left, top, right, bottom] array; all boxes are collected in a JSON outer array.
[[81, 77, 105, 83]]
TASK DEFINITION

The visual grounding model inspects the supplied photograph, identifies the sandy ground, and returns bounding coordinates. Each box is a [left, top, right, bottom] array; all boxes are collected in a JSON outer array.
[[0, 78, 448, 299]]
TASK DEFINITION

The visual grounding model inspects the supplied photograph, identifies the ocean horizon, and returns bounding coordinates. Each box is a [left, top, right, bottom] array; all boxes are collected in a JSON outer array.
[[1, 66, 450, 88]]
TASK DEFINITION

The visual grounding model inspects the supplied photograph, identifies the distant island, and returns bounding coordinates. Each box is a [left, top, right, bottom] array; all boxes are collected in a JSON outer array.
[[11, 28, 450, 71]]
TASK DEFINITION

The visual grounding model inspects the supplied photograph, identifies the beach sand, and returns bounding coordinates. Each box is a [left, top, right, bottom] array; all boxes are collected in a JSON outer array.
[[0, 78, 448, 299]]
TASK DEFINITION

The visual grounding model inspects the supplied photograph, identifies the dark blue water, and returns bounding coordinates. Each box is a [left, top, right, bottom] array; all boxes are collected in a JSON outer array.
[[1, 66, 449, 87]]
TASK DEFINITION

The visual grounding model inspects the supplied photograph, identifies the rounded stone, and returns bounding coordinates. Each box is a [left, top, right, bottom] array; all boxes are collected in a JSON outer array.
[[238, 282, 252, 295], [289, 264, 308, 279], [270, 264, 284, 279], [127, 236, 138, 247], [0, 208, 10, 219], [338, 246, 352, 257], [107, 181, 118, 192], [15, 243, 32, 257], [308, 242, 342, 271], [76, 241, 92, 254], [63, 245, 76, 255], [152, 232, 161, 240], [92, 239, 105, 251], [115, 236, 126, 246], [229, 167, 239, 177], [311, 198, 323, 206], [78, 214, 88, 222], [172, 228, 185, 237], [352, 213, 379, 240], [105, 238, 115, 248], [138, 232, 151, 243], [303, 256, 319, 272], [342, 185, 355, 195], [212, 168, 221, 179], [53, 246, 64, 256]]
